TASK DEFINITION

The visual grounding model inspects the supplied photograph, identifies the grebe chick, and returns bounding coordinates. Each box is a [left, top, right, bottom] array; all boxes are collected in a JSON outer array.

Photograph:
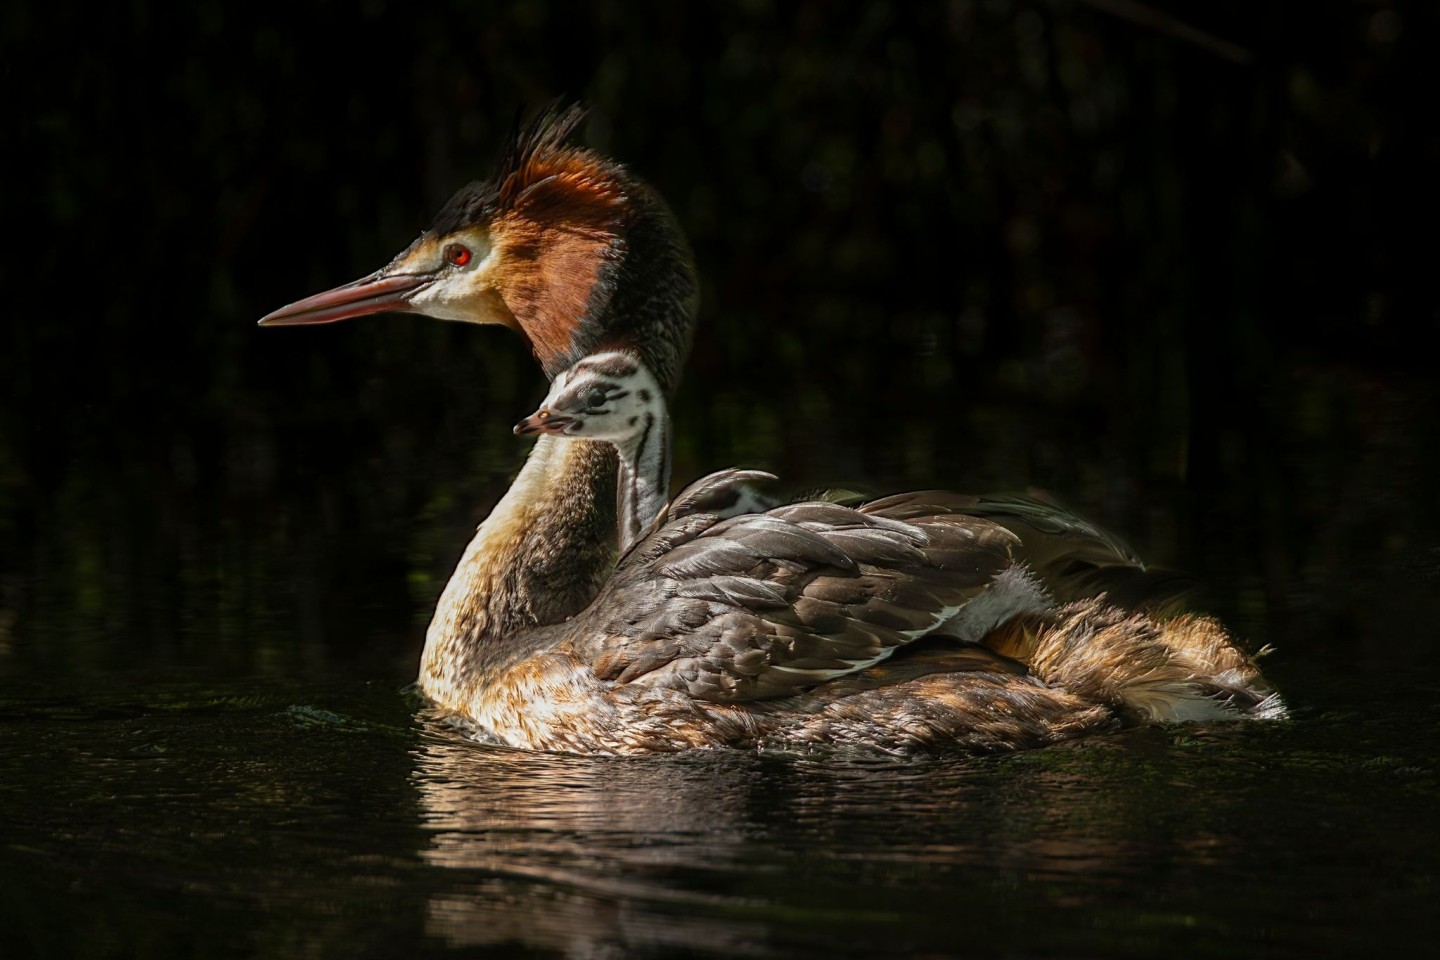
[[513, 350, 671, 554]]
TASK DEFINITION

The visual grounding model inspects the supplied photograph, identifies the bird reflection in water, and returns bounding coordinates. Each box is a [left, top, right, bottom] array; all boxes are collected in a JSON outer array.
[[408, 715, 1264, 954], [410, 715, 770, 953]]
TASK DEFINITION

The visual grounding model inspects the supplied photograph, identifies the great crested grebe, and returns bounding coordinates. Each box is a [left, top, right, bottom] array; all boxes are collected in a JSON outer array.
[[259, 106, 1284, 754]]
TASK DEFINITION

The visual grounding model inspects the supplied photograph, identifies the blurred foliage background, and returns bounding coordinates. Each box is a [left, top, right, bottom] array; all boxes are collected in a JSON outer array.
[[1, 0, 1436, 689]]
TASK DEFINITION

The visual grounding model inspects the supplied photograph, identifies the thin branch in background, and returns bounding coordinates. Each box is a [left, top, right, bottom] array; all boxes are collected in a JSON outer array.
[[1075, 0, 1255, 64]]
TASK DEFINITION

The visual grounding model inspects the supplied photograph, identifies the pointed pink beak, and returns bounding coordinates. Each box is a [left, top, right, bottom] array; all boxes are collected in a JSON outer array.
[[258, 272, 436, 326]]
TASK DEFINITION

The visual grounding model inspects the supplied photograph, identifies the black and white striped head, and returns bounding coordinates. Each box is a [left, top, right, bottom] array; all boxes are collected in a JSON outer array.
[[514, 350, 663, 443]]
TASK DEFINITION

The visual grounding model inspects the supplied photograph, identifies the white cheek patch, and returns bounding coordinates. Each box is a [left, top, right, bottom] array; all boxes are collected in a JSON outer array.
[[474, 237, 497, 269], [406, 234, 500, 324]]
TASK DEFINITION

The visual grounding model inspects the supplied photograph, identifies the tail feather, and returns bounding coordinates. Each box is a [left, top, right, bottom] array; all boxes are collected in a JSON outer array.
[[983, 597, 1285, 724]]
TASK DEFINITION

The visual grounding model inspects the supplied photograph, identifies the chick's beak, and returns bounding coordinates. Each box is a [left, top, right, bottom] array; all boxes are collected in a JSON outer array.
[[258, 271, 437, 327], [514, 410, 574, 436]]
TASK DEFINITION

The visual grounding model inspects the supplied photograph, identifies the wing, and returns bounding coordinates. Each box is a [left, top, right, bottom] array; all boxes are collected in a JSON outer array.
[[613, 468, 779, 568], [561, 493, 1020, 703], [865, 490, 1198, 611], [667, 468, 779, 522]]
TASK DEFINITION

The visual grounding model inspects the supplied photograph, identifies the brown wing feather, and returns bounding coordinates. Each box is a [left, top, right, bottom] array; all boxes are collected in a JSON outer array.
[[866, 489, 1198, 611], [563, 492, 1021, 703]]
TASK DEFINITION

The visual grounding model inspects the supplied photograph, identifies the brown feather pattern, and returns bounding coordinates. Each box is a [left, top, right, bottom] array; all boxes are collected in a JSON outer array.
[[450, 471, 1285, 756], [550, 480, 1018, 705]]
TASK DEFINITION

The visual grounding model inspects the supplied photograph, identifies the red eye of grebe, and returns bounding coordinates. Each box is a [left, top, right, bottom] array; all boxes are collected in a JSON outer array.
[[446, 244, 472, 266]]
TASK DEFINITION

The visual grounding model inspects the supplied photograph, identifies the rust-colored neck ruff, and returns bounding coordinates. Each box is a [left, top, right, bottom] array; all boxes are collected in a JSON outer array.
[[491, 168, 697, 392], [491, 191, 626, 372]]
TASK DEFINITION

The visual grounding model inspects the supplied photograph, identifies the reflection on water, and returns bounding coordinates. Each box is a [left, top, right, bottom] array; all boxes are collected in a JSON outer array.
[[398, 708, 1439, 958], [410, 728, 1033, 956], [413, 730, 771, 954], [0, 671, 1434, 958]]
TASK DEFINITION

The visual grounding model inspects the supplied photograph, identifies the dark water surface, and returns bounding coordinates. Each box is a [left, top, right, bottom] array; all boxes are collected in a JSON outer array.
[[7, 2, 1440, 957], [2, 658, 1436, 958]]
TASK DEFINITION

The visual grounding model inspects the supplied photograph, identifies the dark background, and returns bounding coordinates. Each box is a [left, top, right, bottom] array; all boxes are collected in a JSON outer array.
[[3, 0, 1437, 693]]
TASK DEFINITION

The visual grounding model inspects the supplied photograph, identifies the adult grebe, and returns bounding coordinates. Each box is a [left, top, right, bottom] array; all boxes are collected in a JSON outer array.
[[259, 107, 1284, 754]]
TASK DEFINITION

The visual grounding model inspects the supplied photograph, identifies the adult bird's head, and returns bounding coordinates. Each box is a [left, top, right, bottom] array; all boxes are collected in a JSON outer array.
[[258, 104, 697, 395]]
